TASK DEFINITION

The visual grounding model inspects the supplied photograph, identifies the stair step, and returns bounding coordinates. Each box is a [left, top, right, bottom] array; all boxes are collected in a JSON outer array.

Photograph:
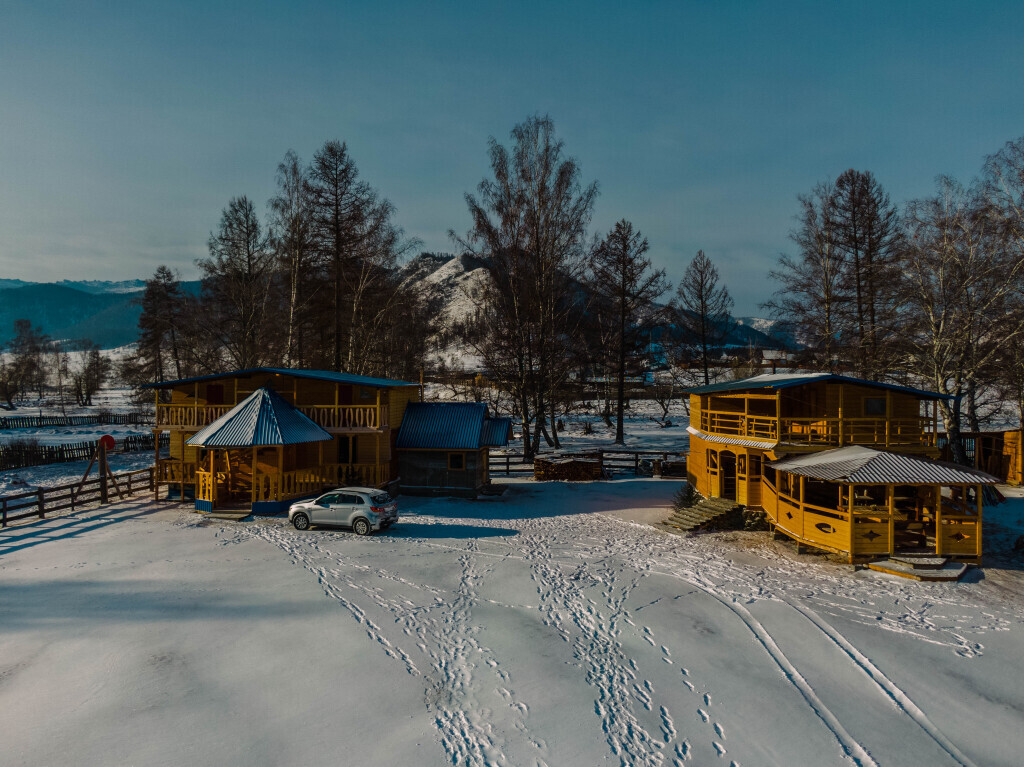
[[888, 555, 948, 570], [866, 560, 968, 581], [663, 496, 744, 531]]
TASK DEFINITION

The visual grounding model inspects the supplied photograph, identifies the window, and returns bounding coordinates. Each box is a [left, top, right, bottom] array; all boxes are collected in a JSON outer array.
[[206, 384, 225, 405], [864, 397, 887, 416], [340, 494, 364, 505], [448, 453, 465, 470], [319, 494, 338, 506], [738, 456, 747, 476]]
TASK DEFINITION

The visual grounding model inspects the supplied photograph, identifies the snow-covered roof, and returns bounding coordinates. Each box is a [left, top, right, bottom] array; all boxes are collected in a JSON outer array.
[[768, 446, 997, 485]]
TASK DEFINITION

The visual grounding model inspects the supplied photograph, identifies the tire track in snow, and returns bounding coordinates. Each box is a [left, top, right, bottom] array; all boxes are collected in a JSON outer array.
[[789, 601, 979, 767]]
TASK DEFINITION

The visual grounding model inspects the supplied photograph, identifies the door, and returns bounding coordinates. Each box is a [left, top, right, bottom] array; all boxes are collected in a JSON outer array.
[[335, 492, 365, 526], [720, 451, 737, 501], [311, 493, 339, 524]]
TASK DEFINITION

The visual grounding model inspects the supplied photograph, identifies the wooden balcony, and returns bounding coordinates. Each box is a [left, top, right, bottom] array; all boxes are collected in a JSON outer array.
[[156, 403, 387, 432], [699, 411, 934, 448], [194, 462, 390, 506]]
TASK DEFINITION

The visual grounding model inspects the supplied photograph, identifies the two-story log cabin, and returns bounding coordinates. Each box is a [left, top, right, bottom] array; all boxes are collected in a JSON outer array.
[[686, 374, 996, 563], [147, 368, 419, 512]]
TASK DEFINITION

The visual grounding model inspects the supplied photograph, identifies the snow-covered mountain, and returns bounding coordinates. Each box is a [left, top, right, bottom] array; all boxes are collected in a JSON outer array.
[[399, 252, 490, 328]]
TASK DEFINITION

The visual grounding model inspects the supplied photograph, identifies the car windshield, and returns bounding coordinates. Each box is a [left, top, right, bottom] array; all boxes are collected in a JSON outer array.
[[371, 494, 391, 505]]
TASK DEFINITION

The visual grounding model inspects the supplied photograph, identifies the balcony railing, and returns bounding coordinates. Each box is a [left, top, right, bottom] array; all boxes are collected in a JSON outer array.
[[194, 463, 391, 504], [699, 410, 933, 447], [156, 403, 387, 431]]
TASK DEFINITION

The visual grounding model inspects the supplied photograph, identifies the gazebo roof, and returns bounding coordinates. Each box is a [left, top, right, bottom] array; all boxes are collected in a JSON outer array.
[[186, 387, 332, 448], [768, 446, 997, 485]]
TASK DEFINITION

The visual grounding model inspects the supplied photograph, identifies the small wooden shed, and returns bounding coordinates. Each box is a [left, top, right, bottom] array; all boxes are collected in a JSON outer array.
[[395, 403, 512, 497]]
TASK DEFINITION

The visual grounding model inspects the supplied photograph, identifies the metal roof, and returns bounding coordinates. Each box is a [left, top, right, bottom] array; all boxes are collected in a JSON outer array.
[[686, 425, 778, 449], [481, 418, 513, 448], [145, 367, 416, 390], [187, 387, 333, 447], [685, 373, 953, 401], [768, 446, 997, 485], [396, 402, 511, 450]]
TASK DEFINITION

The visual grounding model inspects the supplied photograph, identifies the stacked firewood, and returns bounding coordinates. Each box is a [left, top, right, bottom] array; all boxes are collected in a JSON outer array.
[[534, 456, 604, 482]]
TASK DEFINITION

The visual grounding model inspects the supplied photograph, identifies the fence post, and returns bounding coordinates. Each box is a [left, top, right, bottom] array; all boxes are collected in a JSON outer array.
[[2, 497, 7, 527], [634, 453, 640, 475], [506, 454, 510, 476], [37, 488, 45, 520]]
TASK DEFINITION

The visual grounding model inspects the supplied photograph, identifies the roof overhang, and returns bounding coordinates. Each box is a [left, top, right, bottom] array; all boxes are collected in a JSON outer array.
[[686, 425, 778, 450]]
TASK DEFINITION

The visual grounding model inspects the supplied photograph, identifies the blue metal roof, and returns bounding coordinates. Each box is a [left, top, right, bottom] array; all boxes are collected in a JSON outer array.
[[187, 387, 333, 447], [396, 402, 511, 450], [481, 418, 513, 447], [145, 367, 416, 390], [685, 373, 953, 400]]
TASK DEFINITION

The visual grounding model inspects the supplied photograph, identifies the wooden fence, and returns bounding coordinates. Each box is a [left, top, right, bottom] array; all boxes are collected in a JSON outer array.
[[490, 449, 686, 477], [1, 467, 154, 527], [0, 412, 151, 430], [0, 434, 169, 472]]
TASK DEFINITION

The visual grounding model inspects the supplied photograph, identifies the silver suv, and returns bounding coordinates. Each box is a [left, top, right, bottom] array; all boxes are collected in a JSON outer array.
[[288, 487, 398, 535]]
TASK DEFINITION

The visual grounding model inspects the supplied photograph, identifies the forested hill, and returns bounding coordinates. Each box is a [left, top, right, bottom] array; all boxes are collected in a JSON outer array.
[[0, 281, 199, 348]]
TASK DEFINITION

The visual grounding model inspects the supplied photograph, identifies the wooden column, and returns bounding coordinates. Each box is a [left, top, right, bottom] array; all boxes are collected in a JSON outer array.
[[935, 486, 943, 556], [976, 484, 983, 559], [775, 392, 782, 440], [799, 474, 806, 540], [375, 433, 381, 485], [848, 484, 856, 564], [251, 447, 257, 506], [885, 390, 892, 448], [838, 384, 844, 445], [194, 382, 199, 426], [887, 483, 895, 556], [277, 446, 284, 502], [743, 396, 749, 437]]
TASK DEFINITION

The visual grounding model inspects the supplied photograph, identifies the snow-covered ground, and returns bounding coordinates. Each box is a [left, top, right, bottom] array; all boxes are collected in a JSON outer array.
[[3, 480, 1024, 766]]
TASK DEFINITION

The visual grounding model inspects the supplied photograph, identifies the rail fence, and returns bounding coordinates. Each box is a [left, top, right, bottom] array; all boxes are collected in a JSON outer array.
[[0, 434, 169, 472], [0, 412, 152, 430], [490, 449, 687, 477], [1, 467, 154, 528]]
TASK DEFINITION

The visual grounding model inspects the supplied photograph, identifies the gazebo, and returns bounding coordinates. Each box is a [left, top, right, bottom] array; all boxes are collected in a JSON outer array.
[[763, 446, 997, 563], [188, 387, 333, 513]]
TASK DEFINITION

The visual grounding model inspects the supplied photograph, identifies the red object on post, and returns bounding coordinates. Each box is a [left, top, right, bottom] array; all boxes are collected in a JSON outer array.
[[99, 434, 116, 451]]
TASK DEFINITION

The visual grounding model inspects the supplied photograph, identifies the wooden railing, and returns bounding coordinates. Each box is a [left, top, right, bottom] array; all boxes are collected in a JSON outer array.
[[155, 460, 197, 484], [155, 403, 387, 431], [699, 411, 933, 447], [762, 477, 981, 560], [156, 404, 233, 428], [252, 463, 390, 502], [1, 468, 154, 527]]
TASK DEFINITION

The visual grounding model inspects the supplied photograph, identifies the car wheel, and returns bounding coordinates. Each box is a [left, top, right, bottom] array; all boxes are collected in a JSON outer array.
[[292, 512, 310, 531], [353, 517, 371, 536]]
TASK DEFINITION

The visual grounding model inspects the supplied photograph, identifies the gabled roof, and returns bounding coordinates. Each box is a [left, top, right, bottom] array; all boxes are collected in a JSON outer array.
[[396, 402, 513, 450], [187, 387, 333, 447], [145, 367, 416, 390], [768, 446, 996, 485], [685, 373, 953, 400]]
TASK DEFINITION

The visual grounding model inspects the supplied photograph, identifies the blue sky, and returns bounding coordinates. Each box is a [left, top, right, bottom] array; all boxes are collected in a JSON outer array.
[[1, 1, 1022, 314]]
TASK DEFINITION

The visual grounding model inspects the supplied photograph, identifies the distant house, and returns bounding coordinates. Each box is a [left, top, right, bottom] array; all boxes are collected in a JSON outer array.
[[147, 368, 420, 512], [396, 402, 512, 496]]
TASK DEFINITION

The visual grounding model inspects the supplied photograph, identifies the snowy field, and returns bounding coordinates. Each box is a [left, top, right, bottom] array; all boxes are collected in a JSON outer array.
[[3, 480, 1024, 766]]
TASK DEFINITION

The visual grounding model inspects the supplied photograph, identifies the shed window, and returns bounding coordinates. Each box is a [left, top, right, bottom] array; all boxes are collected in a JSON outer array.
[[864, 397, 887, 416], [448, 453, 465, 470]]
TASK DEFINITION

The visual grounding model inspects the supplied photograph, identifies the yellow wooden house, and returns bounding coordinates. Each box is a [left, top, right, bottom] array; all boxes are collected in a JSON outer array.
[[148, 368, 419, 512], [686, 374, 996, 563]]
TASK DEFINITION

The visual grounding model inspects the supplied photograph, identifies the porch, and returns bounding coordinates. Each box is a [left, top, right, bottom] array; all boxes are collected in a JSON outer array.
[[761, 447, 994, 563]]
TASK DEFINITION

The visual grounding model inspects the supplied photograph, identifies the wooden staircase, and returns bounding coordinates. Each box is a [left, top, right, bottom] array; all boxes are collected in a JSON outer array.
[[866, 555, 969, 581], [662, 496, 743, 533]]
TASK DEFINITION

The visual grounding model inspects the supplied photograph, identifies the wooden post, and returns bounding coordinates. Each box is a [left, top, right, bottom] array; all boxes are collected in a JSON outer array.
[[194, 382, 199, 426], [376, 433, 381, 485], [798, 474, 806, 540], [376, 389, 381, 430], [976, 483, 983, 559], [743, 396, 749, 437], [838, 385, 845, 446], [99, 441, 109, 505], [251, 447, 258, 506], [277, 446, 284, 502], [935, 486, 943, 556], [37, 488, 45, 519], [885, 390, 892, 448], [2, 496, 7, 527], [887, 483, 895, 556], [775, 392, 782, 440], [848, 483, 856, 564]]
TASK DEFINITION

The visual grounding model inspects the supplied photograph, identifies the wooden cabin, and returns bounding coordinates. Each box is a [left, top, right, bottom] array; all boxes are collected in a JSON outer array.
[[148, 368, 419, 512], [687, 374, 996, 563], [395, 402, 513, 497]]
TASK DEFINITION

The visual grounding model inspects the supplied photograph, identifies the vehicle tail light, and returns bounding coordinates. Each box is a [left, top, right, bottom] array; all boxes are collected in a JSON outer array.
[[371, 506, 384, 513]]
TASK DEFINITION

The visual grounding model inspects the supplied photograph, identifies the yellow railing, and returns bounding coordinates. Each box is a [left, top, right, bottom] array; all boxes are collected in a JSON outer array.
[[196, 469, 215, 502], [155, 460, 197, 483], [155, 403, 387, 431], [252, 463, 391, 502], [700, 411, 933, 447]]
